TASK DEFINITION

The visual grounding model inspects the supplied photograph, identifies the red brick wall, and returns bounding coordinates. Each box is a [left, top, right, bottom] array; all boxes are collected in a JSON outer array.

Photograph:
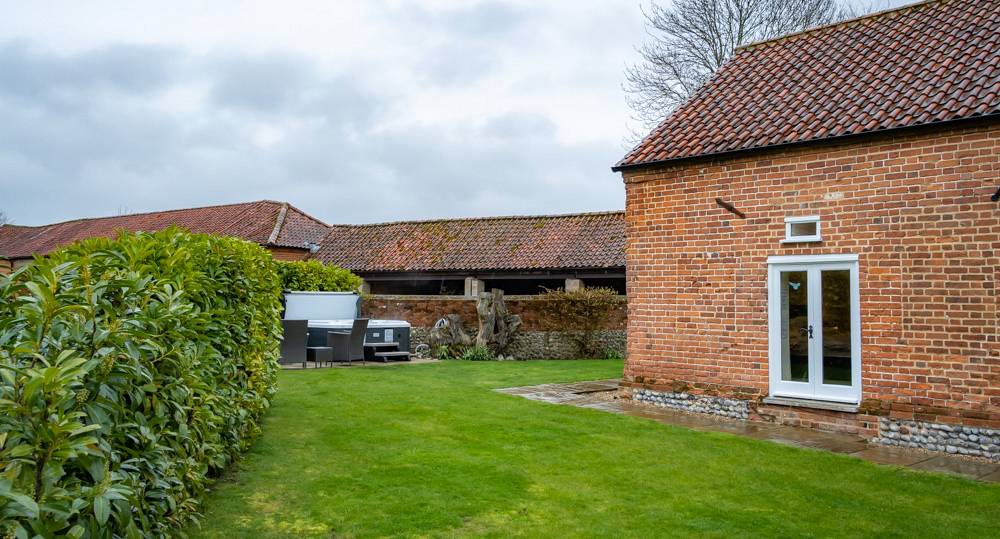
[[622, 121, 1000, 429], [362, 295, 627, 331], [268, 247, 311, 261], [363, 297, 478, 327]]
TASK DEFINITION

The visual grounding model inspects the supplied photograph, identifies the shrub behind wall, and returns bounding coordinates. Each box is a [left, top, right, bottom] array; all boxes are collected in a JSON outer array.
[[0, 228, 282, 537], [537, 287, 626, 358], [276, 259, 362, 292]]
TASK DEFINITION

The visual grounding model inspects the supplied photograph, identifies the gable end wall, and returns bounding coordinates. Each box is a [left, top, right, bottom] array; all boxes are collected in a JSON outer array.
[[622, 122, 1000, 433]]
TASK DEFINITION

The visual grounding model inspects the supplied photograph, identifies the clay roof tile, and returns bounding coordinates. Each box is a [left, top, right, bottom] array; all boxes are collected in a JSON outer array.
[[311, 211, 626, 272], [0, 200, 331, 259], [615, 0, 1000, 170]]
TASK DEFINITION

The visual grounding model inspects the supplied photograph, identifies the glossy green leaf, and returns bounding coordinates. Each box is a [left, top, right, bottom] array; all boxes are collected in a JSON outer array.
[[93, 495, 109, 525], [0, 228, 286, 536]]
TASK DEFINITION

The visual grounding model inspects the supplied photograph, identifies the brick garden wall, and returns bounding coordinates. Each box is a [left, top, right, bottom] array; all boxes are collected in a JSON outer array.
[[362, 295, 627, 359], [621, 121, 1000, 435]]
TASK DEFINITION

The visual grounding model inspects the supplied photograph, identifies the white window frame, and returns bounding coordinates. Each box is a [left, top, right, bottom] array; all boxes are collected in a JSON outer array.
[[766, 254, 862, 404], [782, 215, 821, 243]]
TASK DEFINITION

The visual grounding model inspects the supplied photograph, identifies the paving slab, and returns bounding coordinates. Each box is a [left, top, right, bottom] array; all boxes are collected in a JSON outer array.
[[571, 380, 621, 390], [851, 446, 936, 467], [685, 418, 785, 437], [571, 384, 621, 393], [908, 456, 1000, 480], [494, 387, 539, 395], [496, 378, 1000, 483], [578, 402, 625, 413], [980, 469, 1000, 483], [750, 427, 869, 454]]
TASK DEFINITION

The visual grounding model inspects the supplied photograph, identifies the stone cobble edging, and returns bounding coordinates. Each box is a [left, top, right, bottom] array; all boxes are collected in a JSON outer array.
[[633, 388, 749, 420], [873, 418, 999, 461]]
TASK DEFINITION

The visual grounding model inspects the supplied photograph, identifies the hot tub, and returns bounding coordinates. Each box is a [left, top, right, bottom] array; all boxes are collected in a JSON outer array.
[[307, 319, 412, 352]]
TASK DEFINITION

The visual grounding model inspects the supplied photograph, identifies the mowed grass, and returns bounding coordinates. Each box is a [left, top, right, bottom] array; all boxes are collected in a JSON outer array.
[[191, 361, 999, 538]]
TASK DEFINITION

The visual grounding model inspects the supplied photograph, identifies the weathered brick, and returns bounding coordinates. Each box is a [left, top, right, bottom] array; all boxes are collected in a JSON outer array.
[[621, 122, 1000, 434]]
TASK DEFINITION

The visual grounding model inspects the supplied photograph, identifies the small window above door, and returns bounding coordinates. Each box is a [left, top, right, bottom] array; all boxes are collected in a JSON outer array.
[[782, 216, 821, 243]]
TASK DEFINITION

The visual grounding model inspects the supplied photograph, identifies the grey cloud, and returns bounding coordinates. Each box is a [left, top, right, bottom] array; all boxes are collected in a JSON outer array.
[[298, 76, 383, 129], [0, 38, 624, 227], [483, 113, 556, 140], [441, 2, 525, 37], [201, 53, 382, 130], [400, 1, 526, 39], [205, 53, 311, 113], [329, 114, 620, 222], [0, 41, 177, 104], [399, 2, 529, 86], [415, 41, 499, 86]]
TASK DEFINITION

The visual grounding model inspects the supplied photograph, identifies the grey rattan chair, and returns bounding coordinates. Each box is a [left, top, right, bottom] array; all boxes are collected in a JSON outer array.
[[327, 319, 369, 364], [281, 320, 332, 368], [280, 320, 308, 368]]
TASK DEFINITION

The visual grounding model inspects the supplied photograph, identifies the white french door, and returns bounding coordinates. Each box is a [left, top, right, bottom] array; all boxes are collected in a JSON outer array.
[[767, 255, 861, 403]]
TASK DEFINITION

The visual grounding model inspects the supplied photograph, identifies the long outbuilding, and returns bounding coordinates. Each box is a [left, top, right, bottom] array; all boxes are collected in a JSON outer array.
[[314, 211, 625, 296]]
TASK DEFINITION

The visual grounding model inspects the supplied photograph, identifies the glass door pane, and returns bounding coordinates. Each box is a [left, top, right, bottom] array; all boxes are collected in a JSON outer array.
[[821, 269, 852, 386], [780, 270, 809, 382]]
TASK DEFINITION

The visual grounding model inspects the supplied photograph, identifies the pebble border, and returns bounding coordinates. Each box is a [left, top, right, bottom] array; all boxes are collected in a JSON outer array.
[[873, 417, 999, 461], [632, 388, 749, 420]]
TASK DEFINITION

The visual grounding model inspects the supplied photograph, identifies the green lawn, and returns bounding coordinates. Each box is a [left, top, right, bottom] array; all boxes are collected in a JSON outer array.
[[191, 361, 999, 538]]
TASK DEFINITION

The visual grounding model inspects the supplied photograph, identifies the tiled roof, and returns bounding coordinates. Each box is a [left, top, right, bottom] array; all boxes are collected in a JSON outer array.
[[267, 203, 331, 249], [0, 225, 33, 259], [0, 200, 330, 260], [616, 0, 1000, 170], [313, 211, 625, 272]]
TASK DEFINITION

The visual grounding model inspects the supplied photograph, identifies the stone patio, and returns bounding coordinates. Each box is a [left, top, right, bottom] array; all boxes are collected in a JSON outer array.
[[495, 379, 1000, 483]]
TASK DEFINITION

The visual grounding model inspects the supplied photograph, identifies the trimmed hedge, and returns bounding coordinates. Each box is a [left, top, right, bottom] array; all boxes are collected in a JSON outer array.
[[276, 259, 361, 292], [0, 228, 282, 537]]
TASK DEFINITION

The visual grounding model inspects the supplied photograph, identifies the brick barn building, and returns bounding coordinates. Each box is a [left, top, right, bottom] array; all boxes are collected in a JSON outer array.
[[1, 203, 625, 296], [0, 200, 330, 273], [317, 212, 627, 359], [1, 205, 627, 359], [614, 0, 1000, 458], [313, 212, 625, 296]]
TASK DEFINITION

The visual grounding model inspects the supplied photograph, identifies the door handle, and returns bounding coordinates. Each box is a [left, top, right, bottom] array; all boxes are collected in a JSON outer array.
[[800, 326, 814, 339]]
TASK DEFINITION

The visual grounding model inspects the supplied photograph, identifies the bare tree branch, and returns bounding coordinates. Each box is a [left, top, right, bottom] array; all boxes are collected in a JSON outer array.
[[625, 0, 883, 134], [0, 210, 9, 226]]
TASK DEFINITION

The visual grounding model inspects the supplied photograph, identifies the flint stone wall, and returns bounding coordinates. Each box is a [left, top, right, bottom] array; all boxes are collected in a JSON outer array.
[[873, 417, 999, 461], [632, 388, 750, 420]]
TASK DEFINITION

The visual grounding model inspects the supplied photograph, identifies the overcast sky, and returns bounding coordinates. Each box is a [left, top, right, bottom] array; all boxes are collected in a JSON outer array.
[[0, 0, 907, 226]]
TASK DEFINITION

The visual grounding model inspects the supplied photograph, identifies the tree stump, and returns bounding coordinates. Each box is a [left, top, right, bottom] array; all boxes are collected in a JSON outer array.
[[476, 289, 522, 353], [427, 314, 473, 353]]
